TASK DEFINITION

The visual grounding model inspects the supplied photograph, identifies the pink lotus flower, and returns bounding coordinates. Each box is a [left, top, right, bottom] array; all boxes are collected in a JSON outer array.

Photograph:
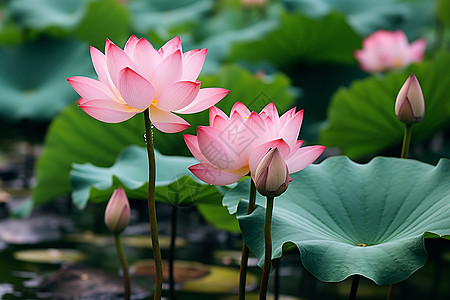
[[68, 36, 229, 133], [184, 102, 326, 185], [354, 30, 426, 73]]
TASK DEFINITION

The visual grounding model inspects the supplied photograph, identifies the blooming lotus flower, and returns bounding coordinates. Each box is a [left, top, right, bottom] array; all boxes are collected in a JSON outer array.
[[395, 74, 425, 124], [68, 36, 229, 133], [184, 102, 326, 185], [354, 30, 426, 73], [105, 187, 130, 234], [253, 147, 290, 197]]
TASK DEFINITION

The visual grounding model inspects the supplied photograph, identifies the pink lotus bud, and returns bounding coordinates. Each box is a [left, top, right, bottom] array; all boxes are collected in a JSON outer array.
[[105, 187, 130, 234], [395, 74, 425, 124], [253, 148, 290, 197]]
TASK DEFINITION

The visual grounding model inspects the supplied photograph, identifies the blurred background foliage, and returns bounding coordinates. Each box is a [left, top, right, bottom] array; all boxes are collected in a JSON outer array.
[[0, 0, 449, 217]]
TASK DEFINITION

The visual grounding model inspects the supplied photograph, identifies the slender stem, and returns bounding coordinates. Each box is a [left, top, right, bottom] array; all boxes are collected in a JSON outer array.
[[144, 109, 162, 300], [349, 275, 360, 300], [386, 283, 394, 300], [169, 204, 178, 300], [400, 124, 412, 159], [274, 259, 280, 300], [114, 234, 131, 300], [238, 180, 257, 300], [260, 196, 274, 300]]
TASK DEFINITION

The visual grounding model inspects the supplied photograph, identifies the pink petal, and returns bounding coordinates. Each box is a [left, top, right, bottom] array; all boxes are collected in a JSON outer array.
[[261, 102, 281, 131], [174, 88, 229, 114], [67, 76, 115, 101], [90, 46, 112, 88], [124, 35, 139, 55], [286, 145, 326, 173], [209, 106, 229, 125], [160, 36, 182, 57], [231, 102, 251, 118], [409, 38, 427, 62], [183, 49, 201, 60], [149, 105, 190, 133], [279, 110, 304, 149], [248, 139, 291, 174], [78, 98, 138, 123], [196, 126, 247, 170], [183, 134, 208, 164], [106, 42, 137, 88], [211, 114, 230, 131], [150, 50, 183, 94], [118, 67, 154, 110], [157, 81, 200, 111], [238, 112, 270, 159], [181, 48, 207, 81], [189, 163, 246, 186], [131, 38, 161, 80]]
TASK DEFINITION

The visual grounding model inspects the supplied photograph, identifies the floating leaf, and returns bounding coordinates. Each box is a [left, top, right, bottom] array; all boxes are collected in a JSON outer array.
[[0, 38, 92, 122], [229, 12, 361, 68], [14, 249, 86, 264], [65, 233, 186, 249], [181, 265, 258, 293], [227, 156, 450, 285], [320, 53, 450, 159]]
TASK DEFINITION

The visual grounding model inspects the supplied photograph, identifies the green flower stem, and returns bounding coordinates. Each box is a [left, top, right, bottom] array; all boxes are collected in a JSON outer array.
[[114, 234, 130, 300], [260, 196, 274, 300], [169, 204, 178, 300], [400, 124, 412, 159], [386, 283, 394, 300], [238, 179, 257, 300], [349, 275, 360, 300], [144, 109, 162, 300]]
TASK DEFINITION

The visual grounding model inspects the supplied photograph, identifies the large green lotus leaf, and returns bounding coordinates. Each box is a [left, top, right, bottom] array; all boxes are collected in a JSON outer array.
[[282, 0, 435, 37], [127, 0, 213, 35], [0, 38, 93, 122], [32, 104, 143, 205], [71, 145, 239, 232], [226, 156, 450, 285], [72, 0, 130, 49], [9, 0, 130, 49], [320, 53, 450, 159], [229, 12, 361, 68], [153, 64, 295, 156], [9, 0, 88, 30], [33, 64, 294, 204], [71, 145, 197, 208]]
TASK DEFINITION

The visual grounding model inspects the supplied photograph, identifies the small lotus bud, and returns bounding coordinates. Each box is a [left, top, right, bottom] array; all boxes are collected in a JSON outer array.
[[105, 187, 130, 234], [253, 148, 290, 197], [395, 74, 425, 124]]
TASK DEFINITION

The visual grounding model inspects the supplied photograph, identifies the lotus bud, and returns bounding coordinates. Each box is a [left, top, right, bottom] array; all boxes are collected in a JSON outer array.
[[105, 187, 130, 234], [253, 148, 290, 197], [395, 74, 425, 124]]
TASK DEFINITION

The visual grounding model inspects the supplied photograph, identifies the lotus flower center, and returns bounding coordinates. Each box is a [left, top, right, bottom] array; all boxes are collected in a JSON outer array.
[[151, 98, 158, 106], [392, 58, 404, 69]]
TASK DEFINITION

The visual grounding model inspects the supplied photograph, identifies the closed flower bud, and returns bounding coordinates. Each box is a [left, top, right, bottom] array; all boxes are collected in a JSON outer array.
[[105, 187, 130, 234], [395, 74, 425, 124], [253, 148, 290, 197]]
